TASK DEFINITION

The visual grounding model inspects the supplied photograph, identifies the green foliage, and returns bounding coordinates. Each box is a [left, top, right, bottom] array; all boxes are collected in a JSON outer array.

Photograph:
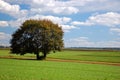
[[10, 19, 64, 60]]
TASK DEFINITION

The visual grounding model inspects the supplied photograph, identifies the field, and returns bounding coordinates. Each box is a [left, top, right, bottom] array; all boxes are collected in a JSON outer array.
[[0, 49, 120, 80]]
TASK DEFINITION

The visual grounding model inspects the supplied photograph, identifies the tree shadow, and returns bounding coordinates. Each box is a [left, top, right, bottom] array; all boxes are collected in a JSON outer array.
[[0, 56, 41, 61]]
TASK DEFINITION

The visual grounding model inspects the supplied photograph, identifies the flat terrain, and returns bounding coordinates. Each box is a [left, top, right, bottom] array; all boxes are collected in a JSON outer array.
[[0, 49, 120, 80], [48, 50, 120, 63]]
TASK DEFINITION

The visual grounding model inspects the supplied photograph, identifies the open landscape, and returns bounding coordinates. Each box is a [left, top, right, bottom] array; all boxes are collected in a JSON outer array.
[[0, 0, 120, 80], [0, 49, 120, 80]]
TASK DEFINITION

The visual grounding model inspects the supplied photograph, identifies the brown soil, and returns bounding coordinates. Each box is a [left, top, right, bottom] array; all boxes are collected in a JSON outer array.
[[46, 58, 120, 66], [1, 56, 120, 66]]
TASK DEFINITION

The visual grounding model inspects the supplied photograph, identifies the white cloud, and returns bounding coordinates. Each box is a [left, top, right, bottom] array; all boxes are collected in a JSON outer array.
[[29, 0, 79, 15], [65, 37, 95, 47], [1, 0, 120, 47], [110, 28, 120, 33], [72, 12, 120, 35], [4, 0, 30, 4], [0, 21, 9, 27], [77, 0, 120, 12], [0, 32, 10, 39], [65, 37, 120, 48], [72, 12, 120, 27], [110, 28, 120, 35], [89, 12, 120, 27], [3, 0, 120, 17], [61, 25, 76, 32], [30, 6, 79, 15], [53, 7, 79, 14], [8, 17, 27, 28], [0, 32, 11, 46], [30, 0, 120, 14], [0, 0, 19, 12], [32, 0, 55, 7], [0, 0, 27, 18], [8, 15, 75, 32], [61, 25, 76, 30], [71, 21, 93, 26], [40, 15, 71, 24], [96, 41, 120, 48]]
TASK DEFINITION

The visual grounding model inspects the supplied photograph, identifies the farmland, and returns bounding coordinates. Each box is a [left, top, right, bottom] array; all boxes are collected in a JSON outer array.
[[0, 49, 120, 80]]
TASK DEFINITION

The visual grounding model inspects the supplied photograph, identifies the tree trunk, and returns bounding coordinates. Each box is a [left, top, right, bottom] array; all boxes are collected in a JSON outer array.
[[36, 52, 40, 60], [43, 52, 46, 59], [40, 48, 47, 60]]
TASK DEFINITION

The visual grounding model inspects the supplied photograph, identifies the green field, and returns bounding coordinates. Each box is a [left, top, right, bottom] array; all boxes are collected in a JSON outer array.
[[0, 49, 120, 80], [48, 50, 120, 63]]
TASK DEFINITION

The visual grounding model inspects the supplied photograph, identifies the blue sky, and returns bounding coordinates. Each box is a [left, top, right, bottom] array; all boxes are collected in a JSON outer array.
[[0, 0, 120, 47]]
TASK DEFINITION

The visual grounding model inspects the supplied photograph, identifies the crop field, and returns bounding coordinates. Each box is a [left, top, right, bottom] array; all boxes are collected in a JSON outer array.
[[0, 49, 120, 80]]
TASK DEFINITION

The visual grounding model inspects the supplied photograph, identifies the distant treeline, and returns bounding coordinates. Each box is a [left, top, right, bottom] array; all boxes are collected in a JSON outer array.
[[1, 45, 120, 51], [65, 47, 120, 51], [0, 46, 10, 48]]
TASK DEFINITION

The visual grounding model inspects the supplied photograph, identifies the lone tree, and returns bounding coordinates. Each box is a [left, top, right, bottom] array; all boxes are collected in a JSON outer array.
[[10, 19, 64, 60]]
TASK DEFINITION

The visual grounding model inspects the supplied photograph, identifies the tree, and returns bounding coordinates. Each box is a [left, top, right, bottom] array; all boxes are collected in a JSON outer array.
[[10, 19, 64, 60]]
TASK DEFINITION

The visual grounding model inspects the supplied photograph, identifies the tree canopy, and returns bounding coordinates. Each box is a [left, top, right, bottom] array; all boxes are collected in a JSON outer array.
[[10, 19, 64, 60]]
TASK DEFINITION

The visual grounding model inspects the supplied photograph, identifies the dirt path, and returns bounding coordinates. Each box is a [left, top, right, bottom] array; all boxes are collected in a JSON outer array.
[[1, 56, 120, 66], [46, 58, 120, 66]]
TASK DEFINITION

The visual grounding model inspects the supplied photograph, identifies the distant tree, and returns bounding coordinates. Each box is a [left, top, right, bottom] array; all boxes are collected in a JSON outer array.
[[10, 19, 64, 60]]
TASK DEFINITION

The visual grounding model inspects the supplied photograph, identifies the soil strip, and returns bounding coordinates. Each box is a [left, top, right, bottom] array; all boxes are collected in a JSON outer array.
[[46, 58, 120, 66]]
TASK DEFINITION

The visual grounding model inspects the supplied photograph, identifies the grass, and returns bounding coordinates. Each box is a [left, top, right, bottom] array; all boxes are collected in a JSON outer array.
[[0, 58, 120, 80], [47, 50, 120, 63], [0, 49, 120, 80], [0, 49, 120, 63]]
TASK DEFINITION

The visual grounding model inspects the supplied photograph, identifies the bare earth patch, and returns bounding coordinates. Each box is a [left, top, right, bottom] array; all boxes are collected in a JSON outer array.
[[46, 58, 120, 66], [0, 56, 120, 66]]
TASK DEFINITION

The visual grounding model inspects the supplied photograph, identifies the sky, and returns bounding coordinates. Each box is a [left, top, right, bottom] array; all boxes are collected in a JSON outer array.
[[0, 0, 120, 48]]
